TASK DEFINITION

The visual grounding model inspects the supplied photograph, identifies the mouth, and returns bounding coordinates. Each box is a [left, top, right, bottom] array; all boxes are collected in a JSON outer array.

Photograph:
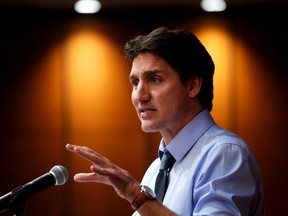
[[139, 108, 156, 114], [138, 107, 157, 120], [139, 108, 157, 113]]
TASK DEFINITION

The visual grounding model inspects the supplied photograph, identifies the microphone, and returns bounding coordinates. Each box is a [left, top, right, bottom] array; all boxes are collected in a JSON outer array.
[[0, 165, 69, 214]]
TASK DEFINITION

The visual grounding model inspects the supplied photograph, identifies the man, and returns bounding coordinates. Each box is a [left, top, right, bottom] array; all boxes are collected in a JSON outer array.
[[66, 27, 264, 215]]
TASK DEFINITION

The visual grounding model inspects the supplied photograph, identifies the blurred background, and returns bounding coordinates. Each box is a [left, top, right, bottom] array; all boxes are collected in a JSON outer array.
[[0, 0, 287, 215]]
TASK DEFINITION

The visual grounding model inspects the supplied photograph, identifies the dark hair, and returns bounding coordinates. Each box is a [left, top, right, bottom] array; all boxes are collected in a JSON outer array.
[[123, 27, 215, 111]]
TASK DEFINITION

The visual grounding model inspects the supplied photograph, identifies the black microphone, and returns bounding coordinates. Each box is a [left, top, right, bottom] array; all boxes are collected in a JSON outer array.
[[0, 165, 69, 214]]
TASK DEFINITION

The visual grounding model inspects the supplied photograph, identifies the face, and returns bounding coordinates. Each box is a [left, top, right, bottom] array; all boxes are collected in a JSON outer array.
[[129, 52, 195, 141]]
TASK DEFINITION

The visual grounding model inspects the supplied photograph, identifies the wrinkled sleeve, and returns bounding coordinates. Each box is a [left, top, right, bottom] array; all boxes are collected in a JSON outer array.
[[193, 143, 261, 216]]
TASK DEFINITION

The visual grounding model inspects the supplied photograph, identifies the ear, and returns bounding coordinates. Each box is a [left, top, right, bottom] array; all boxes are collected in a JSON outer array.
[[187, 75, 202, 98]]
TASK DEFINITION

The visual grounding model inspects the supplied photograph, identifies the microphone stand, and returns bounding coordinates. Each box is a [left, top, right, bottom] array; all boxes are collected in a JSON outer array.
[[10, 201, 27, 216], [8, 191, 28, 216]]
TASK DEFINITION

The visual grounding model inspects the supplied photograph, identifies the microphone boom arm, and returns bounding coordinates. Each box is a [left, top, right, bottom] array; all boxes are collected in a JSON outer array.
[[0, 165, 68, 216], [5, 185, 29, 216]]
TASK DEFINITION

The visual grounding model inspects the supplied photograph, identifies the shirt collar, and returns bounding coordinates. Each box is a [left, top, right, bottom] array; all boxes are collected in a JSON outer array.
[[158, 109, 215, 161]]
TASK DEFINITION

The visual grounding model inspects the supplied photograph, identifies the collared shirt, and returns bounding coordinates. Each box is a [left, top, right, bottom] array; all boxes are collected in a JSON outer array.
[[132, 109, 264, 216]]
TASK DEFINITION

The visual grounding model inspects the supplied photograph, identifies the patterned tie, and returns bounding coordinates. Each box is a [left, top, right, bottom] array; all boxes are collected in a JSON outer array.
[[154, 151, 176, 202]]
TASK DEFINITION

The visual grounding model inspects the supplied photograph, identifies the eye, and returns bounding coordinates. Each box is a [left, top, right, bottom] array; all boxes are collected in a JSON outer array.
[[151, 76, 161, 84], [130, 78, 139, 87]]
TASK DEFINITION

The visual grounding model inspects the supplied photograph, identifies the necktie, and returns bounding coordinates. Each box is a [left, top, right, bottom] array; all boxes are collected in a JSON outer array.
[[154, 151, 176, 202]]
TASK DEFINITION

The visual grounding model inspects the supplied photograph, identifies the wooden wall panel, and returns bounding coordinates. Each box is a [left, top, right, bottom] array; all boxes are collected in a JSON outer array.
[[0, 6, 287, 216]]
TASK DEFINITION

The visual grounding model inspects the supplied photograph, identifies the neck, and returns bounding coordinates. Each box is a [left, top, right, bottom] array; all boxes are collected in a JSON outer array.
[[161, 106, 205, 145]]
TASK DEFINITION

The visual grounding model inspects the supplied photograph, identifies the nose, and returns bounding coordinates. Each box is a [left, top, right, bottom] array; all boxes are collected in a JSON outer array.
[[132, 82, 150, 103]]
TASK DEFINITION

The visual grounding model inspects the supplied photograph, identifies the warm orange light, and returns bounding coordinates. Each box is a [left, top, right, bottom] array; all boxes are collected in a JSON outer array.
[[62, 29, 132, 131], [194, 23, 236, 130]]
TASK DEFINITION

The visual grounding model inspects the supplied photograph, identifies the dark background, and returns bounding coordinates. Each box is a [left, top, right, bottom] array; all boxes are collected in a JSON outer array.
[[0, 1, 288, 215]]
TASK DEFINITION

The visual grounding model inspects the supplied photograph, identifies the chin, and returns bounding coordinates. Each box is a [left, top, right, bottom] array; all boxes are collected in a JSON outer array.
[[141, 125, 158, 133]]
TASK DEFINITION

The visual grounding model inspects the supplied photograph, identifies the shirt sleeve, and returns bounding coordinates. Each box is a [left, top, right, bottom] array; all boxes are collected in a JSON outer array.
[[193, 143, 261, 216]]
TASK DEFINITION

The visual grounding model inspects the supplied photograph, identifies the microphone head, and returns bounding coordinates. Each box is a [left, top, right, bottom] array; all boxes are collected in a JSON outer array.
[[49, 165, 69, 185]]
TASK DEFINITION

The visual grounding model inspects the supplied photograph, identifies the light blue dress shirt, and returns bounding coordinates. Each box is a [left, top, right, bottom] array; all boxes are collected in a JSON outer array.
[[132, 109, 264, 216]]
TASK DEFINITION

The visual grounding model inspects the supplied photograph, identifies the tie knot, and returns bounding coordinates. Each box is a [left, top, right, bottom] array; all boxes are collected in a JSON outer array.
[[160, 151, 175, 171]]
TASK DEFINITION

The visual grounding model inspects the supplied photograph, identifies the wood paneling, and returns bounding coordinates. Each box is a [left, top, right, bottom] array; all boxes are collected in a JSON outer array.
[[0, 7, 287, 216]]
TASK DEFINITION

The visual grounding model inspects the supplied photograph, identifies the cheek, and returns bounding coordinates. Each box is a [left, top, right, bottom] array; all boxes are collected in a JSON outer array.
[[160, 90, 186, 111], [131, 92, 137, 107]]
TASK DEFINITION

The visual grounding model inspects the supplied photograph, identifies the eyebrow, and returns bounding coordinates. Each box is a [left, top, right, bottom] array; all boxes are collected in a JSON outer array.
[[129, 70, 161, 81]]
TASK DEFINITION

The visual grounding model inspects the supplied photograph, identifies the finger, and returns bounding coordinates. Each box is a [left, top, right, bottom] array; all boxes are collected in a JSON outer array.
[[74, 172, 99, 182], [66, 143, 76, 151], [73, 146, 111, 165], [66, 143, 99, 157], [66, 143, 94, 153], [66, 143, 102, 163]]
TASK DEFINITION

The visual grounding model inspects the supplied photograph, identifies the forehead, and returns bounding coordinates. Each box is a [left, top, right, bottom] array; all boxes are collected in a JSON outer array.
[[129, 52, 175, 78]]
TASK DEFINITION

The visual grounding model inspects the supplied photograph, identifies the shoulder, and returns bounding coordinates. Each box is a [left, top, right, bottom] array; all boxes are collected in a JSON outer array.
[[191, 124, 260, 172], [203, 124, 250, 151]]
